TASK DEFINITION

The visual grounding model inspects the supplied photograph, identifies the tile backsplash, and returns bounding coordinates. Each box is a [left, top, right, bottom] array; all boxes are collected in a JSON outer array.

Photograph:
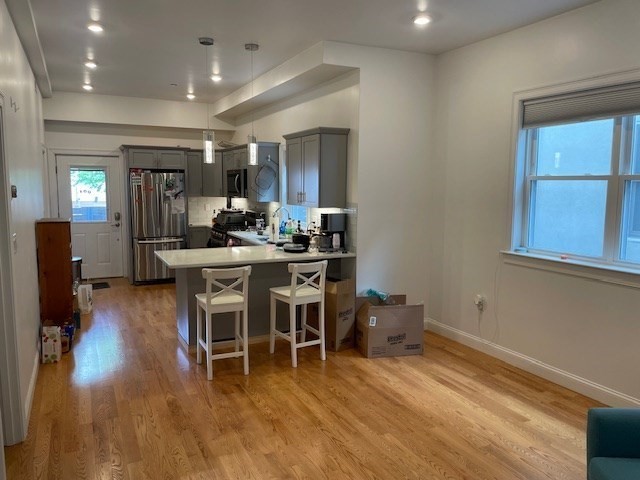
[[187, 197, 227, 225], [187, 197, 357, 252]]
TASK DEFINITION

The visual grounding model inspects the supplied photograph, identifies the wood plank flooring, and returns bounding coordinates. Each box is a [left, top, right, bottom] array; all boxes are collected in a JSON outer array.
[[5, 278, 603, 479]]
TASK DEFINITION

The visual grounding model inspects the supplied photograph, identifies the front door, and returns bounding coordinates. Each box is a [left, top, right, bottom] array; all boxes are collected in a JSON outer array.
[[56, 155, 123, 279]]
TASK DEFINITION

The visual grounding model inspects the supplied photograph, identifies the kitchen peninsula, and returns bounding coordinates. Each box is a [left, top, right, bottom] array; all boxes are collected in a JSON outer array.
[[156, 246, 356, 350]]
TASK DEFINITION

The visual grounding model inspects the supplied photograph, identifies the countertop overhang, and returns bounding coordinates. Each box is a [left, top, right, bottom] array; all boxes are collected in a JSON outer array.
[[156, 246, 355, 269]]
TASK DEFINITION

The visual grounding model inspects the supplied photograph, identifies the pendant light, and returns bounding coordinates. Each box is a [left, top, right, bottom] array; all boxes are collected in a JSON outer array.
[[245, 43, 259, 166], [200, 37, 215, 164]]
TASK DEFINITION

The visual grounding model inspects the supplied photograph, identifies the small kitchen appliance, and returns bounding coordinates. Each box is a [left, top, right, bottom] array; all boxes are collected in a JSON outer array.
[[319, 213, 346, 251]]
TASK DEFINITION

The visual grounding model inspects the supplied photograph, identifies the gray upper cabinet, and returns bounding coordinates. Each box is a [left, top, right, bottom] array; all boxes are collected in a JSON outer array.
[[221, 144, 279, 202], [186, 151, 203, 196], [203, 152, 223, 197], [187, 150, 223, 197], [283, 127, 349, 208], [247, 143, 279, 203], [123, 146, 186, 170]]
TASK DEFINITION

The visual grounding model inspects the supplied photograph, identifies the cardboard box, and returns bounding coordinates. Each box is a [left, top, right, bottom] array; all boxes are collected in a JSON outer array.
[[355, 295, 424, 358], [41, 325, 62, 363], [308, 277, 356, 351]]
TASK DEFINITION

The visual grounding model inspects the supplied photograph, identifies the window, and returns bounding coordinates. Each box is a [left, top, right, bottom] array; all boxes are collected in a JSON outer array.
[[514, 82, 640, 270], [70, 168, 107, 222]]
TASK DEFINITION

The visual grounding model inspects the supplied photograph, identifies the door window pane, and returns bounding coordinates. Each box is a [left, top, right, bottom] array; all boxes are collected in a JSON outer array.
[[620, 180, 640, 263], [535, 119, 613, 176], [529, 180, 607, 257], [70, 168, 107, 222]]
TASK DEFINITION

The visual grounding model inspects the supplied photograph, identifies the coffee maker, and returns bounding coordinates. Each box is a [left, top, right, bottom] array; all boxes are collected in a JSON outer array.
[[319, 213, 346, 251]]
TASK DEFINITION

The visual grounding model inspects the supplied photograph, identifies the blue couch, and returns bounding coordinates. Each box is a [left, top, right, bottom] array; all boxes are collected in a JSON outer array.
[[587, 408, 640, 480]]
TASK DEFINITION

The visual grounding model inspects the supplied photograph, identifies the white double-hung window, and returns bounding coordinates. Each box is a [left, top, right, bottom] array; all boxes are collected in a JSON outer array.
[[513, 82, 640, 270]]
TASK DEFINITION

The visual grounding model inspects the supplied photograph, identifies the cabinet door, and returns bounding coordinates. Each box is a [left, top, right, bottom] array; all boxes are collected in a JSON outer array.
[[235, 148, 247, 169], [129, 149, 157, 169], [203, 152, 223, 197], [301, 134, 320, 206], [186, 151, 203, 196], [158, 150, 185, 169], [287, 137, 303, 205], [222, 150, 235, 194], [188, 227, 210, 248]]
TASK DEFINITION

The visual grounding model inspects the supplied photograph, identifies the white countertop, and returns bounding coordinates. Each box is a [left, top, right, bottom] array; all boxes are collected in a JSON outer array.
[[156, 246, 356, 269]]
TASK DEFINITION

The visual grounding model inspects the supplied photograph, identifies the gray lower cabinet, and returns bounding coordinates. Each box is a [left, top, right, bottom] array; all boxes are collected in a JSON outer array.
[[123, 146, 187, 170], [187, 150, 223, 197], [283, 127, 349, 208], [188, 226, 211, 248]]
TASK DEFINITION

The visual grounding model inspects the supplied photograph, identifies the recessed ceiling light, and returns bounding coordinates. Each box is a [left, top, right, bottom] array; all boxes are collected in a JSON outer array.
[[87, 23, 103, 33], [186, 93, 195, 100], [413, 14, 432, 26], [82, 84, 93, 91], [84, 61, 97, 69], [210, 74, 222, 83]]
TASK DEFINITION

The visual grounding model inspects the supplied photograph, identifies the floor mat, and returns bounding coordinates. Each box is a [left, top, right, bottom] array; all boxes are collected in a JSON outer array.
[[90, 281, 110, 290]]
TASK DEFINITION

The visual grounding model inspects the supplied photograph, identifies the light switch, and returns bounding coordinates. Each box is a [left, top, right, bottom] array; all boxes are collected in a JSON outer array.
[[11, 233, 17, 253], [10, 185, 17, 198]]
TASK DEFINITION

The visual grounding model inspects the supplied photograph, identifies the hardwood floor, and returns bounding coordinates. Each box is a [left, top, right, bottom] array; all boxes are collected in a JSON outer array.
[[5, 278, 602, 479]]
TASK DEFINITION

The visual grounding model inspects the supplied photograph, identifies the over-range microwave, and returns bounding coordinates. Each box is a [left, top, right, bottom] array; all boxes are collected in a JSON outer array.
[[226, 169, 248, 198]]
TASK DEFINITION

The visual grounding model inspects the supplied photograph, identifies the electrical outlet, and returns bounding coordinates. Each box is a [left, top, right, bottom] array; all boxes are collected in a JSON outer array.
[[473, 294, 486, 311]]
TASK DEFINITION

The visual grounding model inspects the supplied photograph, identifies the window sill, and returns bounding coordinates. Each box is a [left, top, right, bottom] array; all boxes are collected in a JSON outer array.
[[500, 250, 640, 289]]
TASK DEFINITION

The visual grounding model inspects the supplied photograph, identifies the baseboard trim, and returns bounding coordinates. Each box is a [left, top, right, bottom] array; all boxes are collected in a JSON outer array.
[[425, 318, 640, 407], [23, 350, 39, 435]]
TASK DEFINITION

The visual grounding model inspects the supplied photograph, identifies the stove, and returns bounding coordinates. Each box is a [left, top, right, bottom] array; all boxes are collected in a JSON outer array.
[[209, 212, 247, 247]]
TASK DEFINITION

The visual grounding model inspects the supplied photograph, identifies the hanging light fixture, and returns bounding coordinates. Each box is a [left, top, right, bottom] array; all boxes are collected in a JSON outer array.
[[245, 43, 259, 166], [199, 37, 215, 164]]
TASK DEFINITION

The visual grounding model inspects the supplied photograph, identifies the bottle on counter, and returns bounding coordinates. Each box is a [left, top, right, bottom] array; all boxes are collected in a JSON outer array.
[[285, 219, 293, 236]]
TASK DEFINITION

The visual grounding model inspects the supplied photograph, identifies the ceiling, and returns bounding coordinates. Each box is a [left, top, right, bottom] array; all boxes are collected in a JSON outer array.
[[29, 0, 600, 105]]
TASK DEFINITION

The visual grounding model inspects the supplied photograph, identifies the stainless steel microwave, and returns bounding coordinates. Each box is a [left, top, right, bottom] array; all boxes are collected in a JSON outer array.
[[226, 169, 247, 198]]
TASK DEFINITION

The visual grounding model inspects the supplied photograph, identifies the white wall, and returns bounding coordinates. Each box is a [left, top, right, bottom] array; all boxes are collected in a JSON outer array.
[[0, 0, 45, 442], [232, 45, 435, 303], [323, 43, 434, 303], [430, 0, 640, 405]]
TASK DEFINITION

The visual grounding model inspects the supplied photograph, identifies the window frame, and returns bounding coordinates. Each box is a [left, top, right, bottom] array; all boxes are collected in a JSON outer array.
[[510, 74, 640, 275]]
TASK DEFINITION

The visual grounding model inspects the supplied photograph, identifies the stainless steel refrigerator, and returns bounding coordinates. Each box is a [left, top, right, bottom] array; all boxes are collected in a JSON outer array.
[[129, 171, 186, 282]]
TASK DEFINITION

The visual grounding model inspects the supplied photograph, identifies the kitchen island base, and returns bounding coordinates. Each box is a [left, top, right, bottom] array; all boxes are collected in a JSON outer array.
[[162, 248, 355, 349]]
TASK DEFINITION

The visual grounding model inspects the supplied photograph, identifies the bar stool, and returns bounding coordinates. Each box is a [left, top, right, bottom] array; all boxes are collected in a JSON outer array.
[[269, 260, 328, 367], [196, 266, 251, 379]]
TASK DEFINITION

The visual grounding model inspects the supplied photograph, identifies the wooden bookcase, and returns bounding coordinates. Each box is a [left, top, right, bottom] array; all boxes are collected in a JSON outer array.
[[36, 218, 73, 326]]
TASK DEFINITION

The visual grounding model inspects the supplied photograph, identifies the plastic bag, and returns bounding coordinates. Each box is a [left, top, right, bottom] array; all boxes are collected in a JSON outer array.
[[78, 284, 93, 314], [365, 288, 396, 305]]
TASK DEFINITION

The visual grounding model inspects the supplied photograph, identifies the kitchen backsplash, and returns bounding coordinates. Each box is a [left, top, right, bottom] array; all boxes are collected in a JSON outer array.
[[188, 197, 357, 252], [187, 197, 227, 225]]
